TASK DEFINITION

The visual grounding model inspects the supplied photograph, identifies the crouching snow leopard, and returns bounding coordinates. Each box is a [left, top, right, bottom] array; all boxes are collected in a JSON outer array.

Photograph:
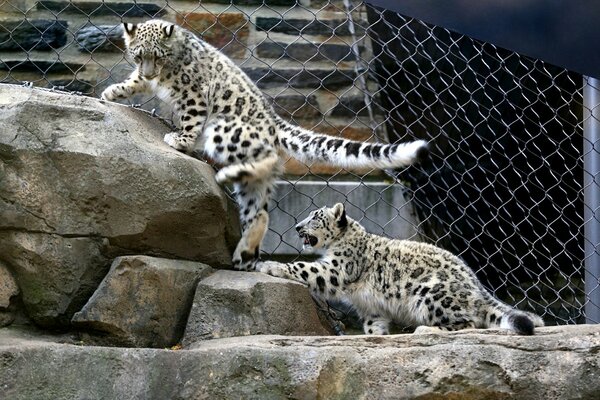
[[256, 203, 544, 335], [100, 19, 429, 271]]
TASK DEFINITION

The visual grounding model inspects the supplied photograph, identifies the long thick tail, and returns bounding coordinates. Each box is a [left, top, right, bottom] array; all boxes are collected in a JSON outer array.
[[486, 303, 544, 335], [277, 120, 428, 170]]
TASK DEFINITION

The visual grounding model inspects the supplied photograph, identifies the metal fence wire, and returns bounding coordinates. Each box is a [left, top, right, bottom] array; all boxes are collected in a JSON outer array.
[[1, 0, 598, 326]]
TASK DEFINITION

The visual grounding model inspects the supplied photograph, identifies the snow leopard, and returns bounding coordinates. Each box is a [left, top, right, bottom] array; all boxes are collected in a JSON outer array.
[[100, 19, 429, 271], [256, 203, 544, 335]]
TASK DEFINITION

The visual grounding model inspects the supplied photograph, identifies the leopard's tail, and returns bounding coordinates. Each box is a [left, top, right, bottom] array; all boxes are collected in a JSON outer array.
[[276, 119, 428, 170], [484, 300, 544, 335]]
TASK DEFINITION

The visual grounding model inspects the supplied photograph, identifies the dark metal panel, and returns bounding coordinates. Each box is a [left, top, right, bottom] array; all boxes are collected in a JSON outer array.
[[366, 0, 600, 78]]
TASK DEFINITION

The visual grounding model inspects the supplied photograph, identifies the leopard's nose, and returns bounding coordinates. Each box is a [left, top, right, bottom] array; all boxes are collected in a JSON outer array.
[[295, 225, 302, 232]]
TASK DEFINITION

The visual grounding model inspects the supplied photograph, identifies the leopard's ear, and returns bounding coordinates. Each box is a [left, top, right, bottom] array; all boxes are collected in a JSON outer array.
[[333, 203, 347, 229], [163, 23, 175, 38], [123, 22, 137, 38]]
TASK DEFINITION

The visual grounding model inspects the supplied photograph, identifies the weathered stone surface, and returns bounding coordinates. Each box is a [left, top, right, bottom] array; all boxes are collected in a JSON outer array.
[[37, 1, 165, 17], [0, 85, 240, 327], [182, 270, 330, 345], [0, 20, 67, 51], [268, 93, 321, 120], [75, 24, 124, 52], [0, 325, 599, 399], [244, 67, 354, 89], [256, 17, 366, 36], [72, 256, 212, 348], [0, 262, 18, 309], [177, 13, 249, 59], [0, 233, 109, 328], [256, 41, 358, 62]]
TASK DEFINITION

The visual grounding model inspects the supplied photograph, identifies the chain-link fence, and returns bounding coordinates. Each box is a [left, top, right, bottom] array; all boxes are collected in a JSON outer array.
[[1, 0, 598, 326]]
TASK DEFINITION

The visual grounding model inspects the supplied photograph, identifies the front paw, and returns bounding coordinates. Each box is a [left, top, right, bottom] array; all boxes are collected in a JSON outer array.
[[214, 169, 229, 185], [255, 261, 280, 275], [100, 84, 120, 101], [163, 132, 188, 151]]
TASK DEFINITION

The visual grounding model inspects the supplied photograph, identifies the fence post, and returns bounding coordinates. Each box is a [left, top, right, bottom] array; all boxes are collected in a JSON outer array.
[[584, 76, 600, 323]]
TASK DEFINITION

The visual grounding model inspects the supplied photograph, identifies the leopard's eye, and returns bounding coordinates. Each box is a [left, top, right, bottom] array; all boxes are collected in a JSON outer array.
[[155, 57, 165, 65], [133, 55, 142, 63]]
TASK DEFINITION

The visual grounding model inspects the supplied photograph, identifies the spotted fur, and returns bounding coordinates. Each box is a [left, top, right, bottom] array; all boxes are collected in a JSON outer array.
[[101, 19, 429, 270], [256, 203, 544, 335]]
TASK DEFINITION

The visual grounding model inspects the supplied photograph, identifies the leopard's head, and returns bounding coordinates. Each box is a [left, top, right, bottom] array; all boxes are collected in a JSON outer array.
[[122, 19, 176, 80], [295, 203, 348, 249]]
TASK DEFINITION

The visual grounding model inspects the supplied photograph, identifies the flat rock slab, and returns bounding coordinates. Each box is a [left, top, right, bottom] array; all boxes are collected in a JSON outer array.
[[72, 256, 212, 348], [182, 270, 330, 344], [0, 325, 598, 399]]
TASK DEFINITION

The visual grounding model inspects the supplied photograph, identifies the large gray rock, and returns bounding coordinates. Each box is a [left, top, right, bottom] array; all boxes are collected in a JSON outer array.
[[182, 270, 330, 345], [72, 256, 213, 348], [0, 325, 598, 399], [0, 85, 240, 327]]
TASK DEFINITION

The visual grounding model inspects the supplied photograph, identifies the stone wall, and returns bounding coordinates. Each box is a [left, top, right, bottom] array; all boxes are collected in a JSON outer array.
[[0, 0, 387, 175]]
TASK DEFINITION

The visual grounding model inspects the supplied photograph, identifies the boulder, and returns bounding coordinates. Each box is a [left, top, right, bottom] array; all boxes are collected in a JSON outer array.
[[72, 256, 213, 348], [0, 85, 240, 328], [0, 325, 599, 399], [182, 270, 330, 345]]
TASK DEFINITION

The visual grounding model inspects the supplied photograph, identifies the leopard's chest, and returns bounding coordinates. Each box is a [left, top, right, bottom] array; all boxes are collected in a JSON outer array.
[[147, 79, 171, 101]]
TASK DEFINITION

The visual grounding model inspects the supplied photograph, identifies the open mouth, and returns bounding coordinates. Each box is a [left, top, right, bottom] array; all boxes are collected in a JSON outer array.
[[299, 232, 318, 247]]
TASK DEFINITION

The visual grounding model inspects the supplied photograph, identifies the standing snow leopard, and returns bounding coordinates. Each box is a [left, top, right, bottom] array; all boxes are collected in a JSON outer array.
[[101, 19, 428, 270], [256, 203, 544, 335]]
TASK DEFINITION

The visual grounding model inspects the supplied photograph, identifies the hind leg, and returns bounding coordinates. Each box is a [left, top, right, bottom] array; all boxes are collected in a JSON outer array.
[[232, 210, 268, 270], [231, 179, 276, 271]]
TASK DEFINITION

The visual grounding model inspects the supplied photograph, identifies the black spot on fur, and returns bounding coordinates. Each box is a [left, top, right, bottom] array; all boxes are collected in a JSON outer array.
[[310, 267, 319, 273], [371, 144, 382, 158], [316, 276, 326, 292], [213, 135, 223, 143], [232, 128, 243, 143], [222, 105, 231, 114], [330, 276, 339, 286], [420, 287, 430, 296], [222, 90, 233, 100], [345, 142, 361, 158], [435, 308, 443, 317], [410, 267, 424, 279], [300, 271, 309, 281]]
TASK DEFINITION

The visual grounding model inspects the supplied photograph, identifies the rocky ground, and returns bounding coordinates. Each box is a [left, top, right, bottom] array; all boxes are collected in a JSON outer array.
[[1, 325, 599, 400]]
